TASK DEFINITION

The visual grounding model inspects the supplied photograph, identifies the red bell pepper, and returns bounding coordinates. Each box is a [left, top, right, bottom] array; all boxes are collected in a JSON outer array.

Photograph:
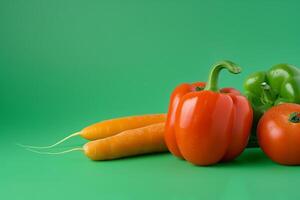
[[165, 61, 253, 166]]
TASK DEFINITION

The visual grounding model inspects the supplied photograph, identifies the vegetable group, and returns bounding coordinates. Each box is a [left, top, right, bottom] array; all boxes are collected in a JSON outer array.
[[22, 60, 300, 166], [165, 61, 253, 165], [258, 103, 300, 165], [244, 64, 300, 147]]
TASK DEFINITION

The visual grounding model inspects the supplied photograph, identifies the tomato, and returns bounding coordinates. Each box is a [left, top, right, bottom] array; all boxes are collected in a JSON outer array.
[[257, 103, 300, 165]]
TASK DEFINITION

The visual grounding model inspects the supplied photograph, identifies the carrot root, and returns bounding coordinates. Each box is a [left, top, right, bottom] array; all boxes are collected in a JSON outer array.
[[24, 147, 84, 155], [17, 131, 81, 149]]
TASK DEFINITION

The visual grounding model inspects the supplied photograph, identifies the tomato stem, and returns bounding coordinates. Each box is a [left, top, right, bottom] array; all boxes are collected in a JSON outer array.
[[204, 60, 241, 92], [289, 112, 300, 123]]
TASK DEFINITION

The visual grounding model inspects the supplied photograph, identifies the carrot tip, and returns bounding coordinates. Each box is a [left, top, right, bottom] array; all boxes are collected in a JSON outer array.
[[24, 147, 84, 155], [16, 131, 81, 149]]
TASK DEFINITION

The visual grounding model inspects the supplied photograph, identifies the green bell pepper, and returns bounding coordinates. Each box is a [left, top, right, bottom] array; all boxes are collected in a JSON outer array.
[[244, 64, 300, 147]]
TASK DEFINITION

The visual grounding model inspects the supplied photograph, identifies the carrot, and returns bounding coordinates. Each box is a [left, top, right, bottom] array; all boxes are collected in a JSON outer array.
[[19, 114, 166, 149], [27, 123, 168, 160], [82, 114, 166, 140]]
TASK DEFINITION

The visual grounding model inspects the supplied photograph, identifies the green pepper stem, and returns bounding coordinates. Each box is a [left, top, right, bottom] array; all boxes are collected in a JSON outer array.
[[260, 82, 275, 105], [289, 112, 300, 123], [204, 60, 241, 92]]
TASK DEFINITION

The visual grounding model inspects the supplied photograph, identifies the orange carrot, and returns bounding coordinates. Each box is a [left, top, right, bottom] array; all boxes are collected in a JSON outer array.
[[82, 114, 166, 140], [27, 123, 168, 160], [20, 114, 166, 149], [84, 122, 167, 160]]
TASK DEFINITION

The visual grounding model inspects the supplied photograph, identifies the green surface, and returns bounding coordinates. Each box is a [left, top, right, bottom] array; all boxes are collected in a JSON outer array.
[[1, 0, 300, 199]]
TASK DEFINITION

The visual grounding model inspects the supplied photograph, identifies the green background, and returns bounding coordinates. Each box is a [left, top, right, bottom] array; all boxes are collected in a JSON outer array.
[[1, 0, 300, 199]]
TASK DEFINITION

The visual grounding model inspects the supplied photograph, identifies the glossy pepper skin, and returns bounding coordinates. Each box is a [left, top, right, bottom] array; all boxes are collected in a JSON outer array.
[[244, 64, 300, 147], [165, 61, 253, 166]]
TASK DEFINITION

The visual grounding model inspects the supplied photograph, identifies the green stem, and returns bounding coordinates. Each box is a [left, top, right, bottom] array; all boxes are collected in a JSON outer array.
[[289, 112, 300, 123], [260, 82, 275, 105], [204, 60, 241, 92], [195, 86, 205, 91]]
